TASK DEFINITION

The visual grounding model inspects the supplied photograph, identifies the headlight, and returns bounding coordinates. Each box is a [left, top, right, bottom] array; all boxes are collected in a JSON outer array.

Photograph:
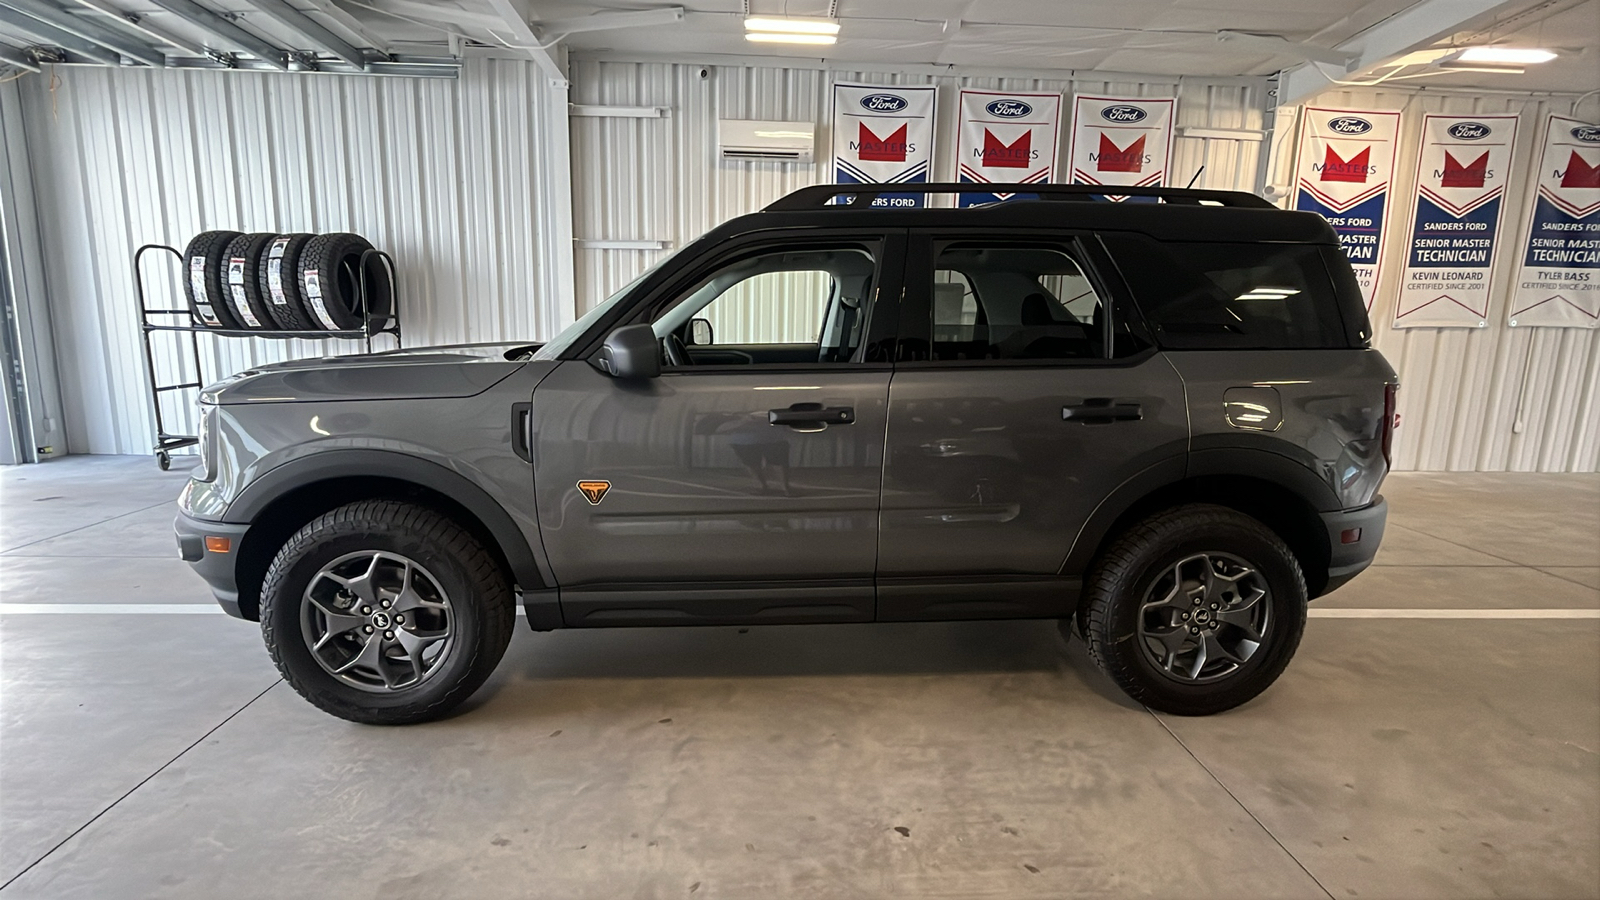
[[195, 404, 217, 482]]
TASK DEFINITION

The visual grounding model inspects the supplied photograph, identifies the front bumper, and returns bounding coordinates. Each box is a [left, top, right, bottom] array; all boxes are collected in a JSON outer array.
[[1317, 495, 1387, 596], [175, 511, 251, 619]]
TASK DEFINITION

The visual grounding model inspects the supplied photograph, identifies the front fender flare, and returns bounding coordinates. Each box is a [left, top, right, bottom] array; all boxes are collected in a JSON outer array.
[[225, 449, 547, 591]]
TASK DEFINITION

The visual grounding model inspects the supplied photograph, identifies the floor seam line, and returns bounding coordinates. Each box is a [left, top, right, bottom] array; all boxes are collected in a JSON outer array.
[[0, 499, 177, 555], [1389, 523, 1544, 570], [0, 678, 283, 894], [1530, 568, 1600, 590], [1146, 709, 1337, 900]]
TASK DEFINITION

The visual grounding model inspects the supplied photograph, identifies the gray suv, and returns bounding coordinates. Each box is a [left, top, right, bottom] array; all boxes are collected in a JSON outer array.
[[175, 183, 1396, 724]]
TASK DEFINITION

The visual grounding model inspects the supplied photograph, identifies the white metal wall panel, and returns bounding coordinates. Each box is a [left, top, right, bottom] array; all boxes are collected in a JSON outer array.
[[1268, 89, 1600, 473], [568, 60, 1266, 329], [17, 59, 573, 455]]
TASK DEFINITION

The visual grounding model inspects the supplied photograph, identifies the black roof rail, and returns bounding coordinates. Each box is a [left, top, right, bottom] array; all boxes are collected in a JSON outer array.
[[763, 182, 1276, 211]]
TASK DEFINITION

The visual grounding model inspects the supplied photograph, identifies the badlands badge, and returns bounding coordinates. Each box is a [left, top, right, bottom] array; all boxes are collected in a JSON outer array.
[[577, 481, 611, 505]]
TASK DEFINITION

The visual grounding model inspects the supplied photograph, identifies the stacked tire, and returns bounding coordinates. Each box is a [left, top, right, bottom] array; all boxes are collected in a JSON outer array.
[[180, 230, 394, 334]]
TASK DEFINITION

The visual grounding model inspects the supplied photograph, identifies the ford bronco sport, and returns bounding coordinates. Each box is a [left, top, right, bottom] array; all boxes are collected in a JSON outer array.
[[175, 183, 1397, 724]]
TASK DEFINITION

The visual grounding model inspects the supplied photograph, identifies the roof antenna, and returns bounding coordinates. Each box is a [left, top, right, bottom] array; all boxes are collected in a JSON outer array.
[[1185, 167, 1205, 189]]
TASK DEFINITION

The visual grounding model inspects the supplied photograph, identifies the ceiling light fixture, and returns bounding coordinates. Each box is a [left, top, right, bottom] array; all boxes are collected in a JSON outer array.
[[1456, 47, 1557, 64], [745, 32, 837, 45], [744, 15, 840, 35]]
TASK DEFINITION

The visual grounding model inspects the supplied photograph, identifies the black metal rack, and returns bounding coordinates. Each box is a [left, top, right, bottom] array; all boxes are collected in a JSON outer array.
[[134, 242, 402, 469]]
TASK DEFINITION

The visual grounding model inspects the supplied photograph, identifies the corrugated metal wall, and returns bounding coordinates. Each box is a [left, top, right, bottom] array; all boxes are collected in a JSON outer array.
[[567, 59, 1268, 317], [15, 51, 1594, 472], [1267, 89, 1600, 473], [15, 58, 573, 455]]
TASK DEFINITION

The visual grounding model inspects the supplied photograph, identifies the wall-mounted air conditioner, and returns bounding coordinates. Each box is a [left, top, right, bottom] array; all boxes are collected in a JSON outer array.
[[718, 119, 815, 163]]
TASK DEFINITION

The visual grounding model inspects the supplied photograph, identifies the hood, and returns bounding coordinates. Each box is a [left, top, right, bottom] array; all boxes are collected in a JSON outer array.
[[201, 342, 540, 405]]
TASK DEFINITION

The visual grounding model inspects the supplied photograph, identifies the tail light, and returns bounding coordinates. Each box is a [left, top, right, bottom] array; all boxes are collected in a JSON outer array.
[[1381, 383, 1398, 468]]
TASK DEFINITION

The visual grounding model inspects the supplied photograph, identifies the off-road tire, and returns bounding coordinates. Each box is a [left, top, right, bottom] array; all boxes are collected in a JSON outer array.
[[259, 500, 514, 725], [1078, 504, 1307, 716], [256, 232, 317, 330], [181, 230, 243, 328], [295, 232, 393, 331], [219, 232, 277, 330]]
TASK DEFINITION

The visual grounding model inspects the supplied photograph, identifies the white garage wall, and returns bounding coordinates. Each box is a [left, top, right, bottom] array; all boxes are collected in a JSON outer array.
[[16, 58, 573, 456], [1267, 89, 1600, 473], [567, 58, 1269, 317]]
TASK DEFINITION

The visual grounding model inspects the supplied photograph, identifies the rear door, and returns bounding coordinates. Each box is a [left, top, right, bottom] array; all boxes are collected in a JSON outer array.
[[532, 229, 906, 626], [877, 230, 1188, 620]]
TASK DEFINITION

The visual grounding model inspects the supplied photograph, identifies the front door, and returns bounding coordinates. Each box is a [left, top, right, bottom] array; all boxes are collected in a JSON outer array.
[[533, 231, 906, 626], [877, 231, 1188, 620]]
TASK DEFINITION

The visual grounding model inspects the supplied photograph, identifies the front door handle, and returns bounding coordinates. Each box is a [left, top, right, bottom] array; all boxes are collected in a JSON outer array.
[[769, 402, 855, 427], [1063, 399, 1143, 424]]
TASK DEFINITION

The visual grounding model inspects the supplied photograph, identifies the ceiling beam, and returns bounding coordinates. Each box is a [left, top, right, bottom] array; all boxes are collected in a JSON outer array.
[[363, 0, 507, 32], [0, 43, 42, 71], [534, 6, 684, 35], [480, 0, 565, 83], [0, 4, 122, 64], [65, 0, 209, 56], [0, 0, 165, 66], [144, 0, 290, 70], [1278, 0, 1526, 105], [298, 0, 389, 57], [236, 0, 365, 68]]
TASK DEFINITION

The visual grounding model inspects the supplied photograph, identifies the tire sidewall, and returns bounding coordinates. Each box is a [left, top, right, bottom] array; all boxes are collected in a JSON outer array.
[[264, 518, 499, 718], [1100, 511, 1307, 712]]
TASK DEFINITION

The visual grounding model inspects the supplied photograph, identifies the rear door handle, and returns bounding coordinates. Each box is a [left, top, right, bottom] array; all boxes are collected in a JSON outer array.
[[1063, 399, 1143, 424], [769, 402, 855, 427]]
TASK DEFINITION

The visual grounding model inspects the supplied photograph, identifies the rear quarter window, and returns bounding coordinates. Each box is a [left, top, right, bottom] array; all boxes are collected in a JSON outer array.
[[1101, 234, 1354, 350]]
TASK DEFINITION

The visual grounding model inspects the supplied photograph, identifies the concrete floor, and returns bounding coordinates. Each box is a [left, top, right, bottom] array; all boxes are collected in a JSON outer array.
[[0, 457, 1596, 900]]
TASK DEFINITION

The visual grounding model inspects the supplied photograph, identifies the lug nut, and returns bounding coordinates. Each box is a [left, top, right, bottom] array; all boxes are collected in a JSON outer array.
[[384, 630, 394, 640], [361, 606, 372, 615], [394, 614, 404, 624], [1181, 612, 1190, 620], [1190, 626, 1200, 634], [380, 600, 390, 609], [1211, 603, 1220, 610], [363, 625, 373, 633]]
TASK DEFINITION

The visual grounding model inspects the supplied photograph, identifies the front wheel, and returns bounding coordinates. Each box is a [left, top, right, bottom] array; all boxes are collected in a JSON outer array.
[[259, 500, 514, 724], [1078, 504, 1307, 716]]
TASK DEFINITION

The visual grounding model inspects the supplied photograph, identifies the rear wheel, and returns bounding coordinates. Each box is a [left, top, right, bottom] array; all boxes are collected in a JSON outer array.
[[1078, 504, 1307, 715], [259, 500, 514, 724]]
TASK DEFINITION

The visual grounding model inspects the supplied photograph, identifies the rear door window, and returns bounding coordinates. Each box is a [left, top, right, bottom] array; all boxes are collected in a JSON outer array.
[[1101, 235, 1351, 349]]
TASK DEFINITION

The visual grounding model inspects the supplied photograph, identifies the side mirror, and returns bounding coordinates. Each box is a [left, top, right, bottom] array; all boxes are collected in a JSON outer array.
[[595, 324, 660, 379], [689, 317, 714, 346]]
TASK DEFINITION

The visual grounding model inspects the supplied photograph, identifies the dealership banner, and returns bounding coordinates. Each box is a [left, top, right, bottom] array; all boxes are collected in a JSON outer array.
[[955, 89, 1062, 207], [831, 83, 937, 208], [1508, 115, 1600, 328], [1066, 95, 1175, 197], [1293, 107, 1402, 309], [1393, 114, 1520, 328]]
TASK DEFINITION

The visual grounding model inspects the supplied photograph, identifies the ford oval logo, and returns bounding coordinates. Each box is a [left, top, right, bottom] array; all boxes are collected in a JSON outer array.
[[986, 99, 1033, 118], [860, 93, 908, 113], [1447, 122, 1491, 140], [1328, 116, 1373, 135], [1572, 125, 1600, 143], [1101, 105, 1147, 123]]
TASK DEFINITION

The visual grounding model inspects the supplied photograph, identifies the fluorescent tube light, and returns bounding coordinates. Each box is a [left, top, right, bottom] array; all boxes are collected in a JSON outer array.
[[745, 32, 837, 45], [744, 15, 840, 35], [1456, 47, 1557, 64]]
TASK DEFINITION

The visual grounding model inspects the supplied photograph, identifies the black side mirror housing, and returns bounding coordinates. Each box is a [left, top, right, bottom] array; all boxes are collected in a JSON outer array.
[[595, 324, 661, 379]]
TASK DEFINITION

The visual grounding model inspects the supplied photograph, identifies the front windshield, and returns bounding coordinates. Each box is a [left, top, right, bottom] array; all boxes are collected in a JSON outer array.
[[532, 251, 680, 361]]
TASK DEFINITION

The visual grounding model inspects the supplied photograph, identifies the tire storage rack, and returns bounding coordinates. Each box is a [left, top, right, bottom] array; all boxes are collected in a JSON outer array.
[[134, 234, 402, 470]]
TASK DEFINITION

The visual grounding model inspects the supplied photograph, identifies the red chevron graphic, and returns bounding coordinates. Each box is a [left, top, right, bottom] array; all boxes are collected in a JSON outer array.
[[1095, 133, 1145, 173], [1320, 146, 1371, 183], [1560, 151, 1600, 189], [979, 129, 1031, 168], [857, 123, 907, 162], [1440, 151, 1489, 188]]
